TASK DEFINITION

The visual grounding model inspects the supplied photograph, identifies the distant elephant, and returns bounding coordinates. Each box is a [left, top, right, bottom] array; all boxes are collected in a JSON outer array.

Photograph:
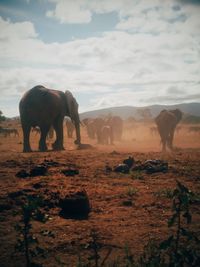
[[155, 109, 182, 152], [84, 118, 96, 139], [106, 116, 123, 141], [19, 85, 81, 152], [93, 117, 105, 143], [65, 117, 75, 138], [83, 117, 105, 142], [100, 125, 114, 145]]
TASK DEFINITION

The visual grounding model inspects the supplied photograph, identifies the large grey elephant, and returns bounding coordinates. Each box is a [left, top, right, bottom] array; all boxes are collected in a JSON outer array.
[[19, 85, 81, 152], [155, 109, 182, 152]]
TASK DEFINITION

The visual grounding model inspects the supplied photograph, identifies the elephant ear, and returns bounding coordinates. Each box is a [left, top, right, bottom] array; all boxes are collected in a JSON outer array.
[[65, 90, 78, 121], [171, 109, 182, 123]]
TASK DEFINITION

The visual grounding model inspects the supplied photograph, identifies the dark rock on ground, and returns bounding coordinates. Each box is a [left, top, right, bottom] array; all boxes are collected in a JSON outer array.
[[144, 160, 168, 174], [30, 165, 48, 177], [123, 156, 134, 169], [122, 200, 133, 207], [114, 164, 130, 174], [16, 169, 29, 178], [59, 190, 90, 219], [61, 168, 79, 176]]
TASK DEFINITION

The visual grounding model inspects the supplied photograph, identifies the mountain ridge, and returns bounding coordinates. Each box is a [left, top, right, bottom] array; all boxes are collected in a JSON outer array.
[[80, 102, 200, 119]]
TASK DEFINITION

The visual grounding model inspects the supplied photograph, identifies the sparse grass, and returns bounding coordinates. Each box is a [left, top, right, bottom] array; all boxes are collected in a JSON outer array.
[[127, 187, 138, 197], [130, 170, 144, 180], [153, 188, 174, 199]]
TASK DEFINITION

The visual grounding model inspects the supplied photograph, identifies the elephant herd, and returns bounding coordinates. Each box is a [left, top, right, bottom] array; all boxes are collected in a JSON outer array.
[[19, 85, 183, 153], [82, 116, 123, 145]]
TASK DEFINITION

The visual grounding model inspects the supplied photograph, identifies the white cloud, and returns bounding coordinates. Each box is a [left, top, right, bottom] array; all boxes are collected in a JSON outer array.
[[0, 17, 37, 40], [46, 0, 92, 23], [0, 0, 200, 116]]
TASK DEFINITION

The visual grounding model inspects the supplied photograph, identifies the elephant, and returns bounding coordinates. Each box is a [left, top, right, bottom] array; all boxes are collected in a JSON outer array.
[[65, 117, 75, 138], [83, 117, 105, 142], [106, 116, 123, 141], [84, 118, 96, 139], [19, 85, 81, 152], [155, 109, 182, 152], [100, 125, 114, 145]]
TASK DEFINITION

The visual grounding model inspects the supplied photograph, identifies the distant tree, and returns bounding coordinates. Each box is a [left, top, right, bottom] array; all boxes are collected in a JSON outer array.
[[0, 110, 6, 123]]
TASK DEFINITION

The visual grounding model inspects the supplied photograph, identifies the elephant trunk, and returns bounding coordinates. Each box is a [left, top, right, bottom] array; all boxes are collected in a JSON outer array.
[[74, 114, 81, 145]]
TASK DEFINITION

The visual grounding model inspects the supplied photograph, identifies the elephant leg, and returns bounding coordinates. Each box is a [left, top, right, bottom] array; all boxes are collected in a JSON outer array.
[[22, 124, 32, 152], [158, 128, 167, 152], [97, 130, 102, 144], [39, 126, 49, 151], [167, 128, 175, 150], [53, 119, 64, 150]]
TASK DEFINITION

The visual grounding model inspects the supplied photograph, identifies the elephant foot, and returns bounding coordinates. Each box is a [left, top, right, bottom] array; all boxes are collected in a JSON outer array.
[[52, 142, 65, 151], [74, 139, 81, 145], [39, 145, 48, 152], [23, 147, 32, 153], [39, 147, 48, 152]]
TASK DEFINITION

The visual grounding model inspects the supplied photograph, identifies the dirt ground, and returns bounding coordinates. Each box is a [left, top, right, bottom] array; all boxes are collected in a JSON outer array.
[[0, 123, 200, 266]]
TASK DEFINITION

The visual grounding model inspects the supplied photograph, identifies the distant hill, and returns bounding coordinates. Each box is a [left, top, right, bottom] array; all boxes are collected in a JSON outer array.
[[80, 102, 200, 120]]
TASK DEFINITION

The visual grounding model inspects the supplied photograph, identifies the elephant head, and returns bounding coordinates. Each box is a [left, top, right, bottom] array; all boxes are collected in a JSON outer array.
[[65, 90, 81, 145], [170, 109, 182, 124]]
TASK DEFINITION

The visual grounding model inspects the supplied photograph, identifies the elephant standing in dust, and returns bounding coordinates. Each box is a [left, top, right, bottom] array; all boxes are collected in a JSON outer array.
[[106, 116, 123, 141], [83, 118, 96, 139], [65, 118, 75, 138], [19, 85, 81, 152], [155, 109, 182, 152], [83, 117, 105, 143], [100, 125, 114, 145]]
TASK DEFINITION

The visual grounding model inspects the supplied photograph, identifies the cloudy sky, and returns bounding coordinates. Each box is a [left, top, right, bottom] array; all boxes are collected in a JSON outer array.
[[0, 0, 200, 117]]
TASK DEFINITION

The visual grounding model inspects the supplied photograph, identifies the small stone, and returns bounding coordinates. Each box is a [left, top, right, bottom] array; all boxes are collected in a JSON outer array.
[[16, 169, 29, 178], [114, 164, 130, 174], [30, 165, 48, 177], [61, 168, 79, 176]]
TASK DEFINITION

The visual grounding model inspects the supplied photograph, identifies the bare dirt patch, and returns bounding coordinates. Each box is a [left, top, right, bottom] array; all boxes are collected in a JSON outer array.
[[0, 124, 200, 266]]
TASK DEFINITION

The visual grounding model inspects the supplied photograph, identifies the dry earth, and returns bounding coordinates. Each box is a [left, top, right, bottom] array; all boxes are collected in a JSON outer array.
[[0, 123, 200, 266]]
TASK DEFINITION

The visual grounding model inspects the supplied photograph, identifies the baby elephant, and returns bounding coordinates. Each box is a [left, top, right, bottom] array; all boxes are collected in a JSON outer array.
[[100, 125, 114, 145]]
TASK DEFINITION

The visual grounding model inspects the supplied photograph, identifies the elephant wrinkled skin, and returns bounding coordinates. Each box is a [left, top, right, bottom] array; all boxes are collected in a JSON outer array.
[[19, 85, 81, 152], [155, 109, 182, 152]]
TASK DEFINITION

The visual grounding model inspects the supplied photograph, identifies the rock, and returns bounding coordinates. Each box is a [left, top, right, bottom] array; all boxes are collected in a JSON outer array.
[[114, 164, 130, 174], [61, 168, 79, 176], [16, 169, 29, 178], [30, 165, 48, 177], [144, 159, 168, 174], [59, 190, 90, 219], [77, 143, 94, 149], [123, 156, 134, 169], [122, 200, 133, 206]]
